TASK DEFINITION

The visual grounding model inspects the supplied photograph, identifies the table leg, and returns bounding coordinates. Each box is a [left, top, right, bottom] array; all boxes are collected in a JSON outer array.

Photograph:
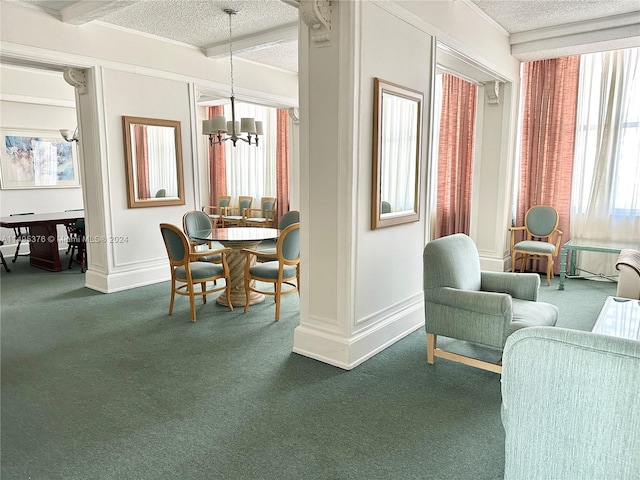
[[216, 240, 265, 307], [559, 247, 567, 290], [28, 224, 62, 271]]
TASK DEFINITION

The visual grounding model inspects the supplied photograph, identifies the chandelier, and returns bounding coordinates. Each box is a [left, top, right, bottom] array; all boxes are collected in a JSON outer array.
[[202, 9, 263, 147]]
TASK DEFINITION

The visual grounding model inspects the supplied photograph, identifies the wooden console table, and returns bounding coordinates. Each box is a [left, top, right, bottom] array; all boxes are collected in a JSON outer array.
[[0, 211, 84, 272]]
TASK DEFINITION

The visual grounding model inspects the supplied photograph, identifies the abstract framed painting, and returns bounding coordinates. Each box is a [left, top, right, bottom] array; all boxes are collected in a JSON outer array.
[[0, 129, 80, 189]]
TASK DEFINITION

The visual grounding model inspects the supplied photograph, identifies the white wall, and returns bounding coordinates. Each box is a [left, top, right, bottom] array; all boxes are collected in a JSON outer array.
[[295, 0, 523, 369], [0, 65, 83, 255]]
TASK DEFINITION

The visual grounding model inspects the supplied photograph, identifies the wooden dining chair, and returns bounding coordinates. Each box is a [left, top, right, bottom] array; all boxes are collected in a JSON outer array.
[[243, 197, 277, 228], [242, 223, 300, 321], [223, 196, 253, 226], [0, 241, 10, 272], [67, 218, 87, 272], [10, 212, 34, 263], [203, 196, 231, 226], [159, 223, 233, 322], [182, 210, 223, 264], [509, 205, 563, 286]]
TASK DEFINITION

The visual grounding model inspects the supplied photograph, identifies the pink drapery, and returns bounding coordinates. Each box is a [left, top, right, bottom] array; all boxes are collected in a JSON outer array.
[[207, 106, 227, 207], [276, 109, 290, 226], [133, 125, 150, 199], [436, 74, 477, 238], [517, 56, 579, 273]]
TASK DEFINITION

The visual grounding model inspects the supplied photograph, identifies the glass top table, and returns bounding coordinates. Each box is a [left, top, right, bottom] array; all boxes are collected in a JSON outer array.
[[190, 227, 280, 307], [559, 239, 640, 290], [592, 296, 640, 341], [191, 227, 279, 243]]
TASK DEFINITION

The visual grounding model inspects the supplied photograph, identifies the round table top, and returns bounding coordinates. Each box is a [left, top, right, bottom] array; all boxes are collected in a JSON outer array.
[[191, 227, 279, 243]]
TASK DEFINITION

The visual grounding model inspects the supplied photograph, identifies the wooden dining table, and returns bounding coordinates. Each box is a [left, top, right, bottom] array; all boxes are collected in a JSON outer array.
[[0, 211, 84, 272], [191, 227, 279, 307]]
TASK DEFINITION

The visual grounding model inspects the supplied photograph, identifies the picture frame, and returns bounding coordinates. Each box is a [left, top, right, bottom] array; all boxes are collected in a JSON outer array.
[[0, 129, 80, 189]]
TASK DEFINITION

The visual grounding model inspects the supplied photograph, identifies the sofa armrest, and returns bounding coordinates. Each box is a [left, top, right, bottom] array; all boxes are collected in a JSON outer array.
[[481, 271, 540, 301], [425, 287, 512, 316]]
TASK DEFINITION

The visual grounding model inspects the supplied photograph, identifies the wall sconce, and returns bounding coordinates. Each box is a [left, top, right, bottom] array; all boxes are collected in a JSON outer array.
[[60, 127, 79, 142]]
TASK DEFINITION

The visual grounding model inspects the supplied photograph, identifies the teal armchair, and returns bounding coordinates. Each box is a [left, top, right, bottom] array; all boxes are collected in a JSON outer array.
[[423, 233, 558, 373]]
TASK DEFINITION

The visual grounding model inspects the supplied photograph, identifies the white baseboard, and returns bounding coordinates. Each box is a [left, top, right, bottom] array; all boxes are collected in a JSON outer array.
[[293, 301, 424, 370], [85, 264, 169, 293]]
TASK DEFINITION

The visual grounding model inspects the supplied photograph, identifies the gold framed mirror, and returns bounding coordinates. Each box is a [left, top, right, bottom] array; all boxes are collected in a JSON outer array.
[[122, 116, 185, 208], [371, 78, 423, 229]]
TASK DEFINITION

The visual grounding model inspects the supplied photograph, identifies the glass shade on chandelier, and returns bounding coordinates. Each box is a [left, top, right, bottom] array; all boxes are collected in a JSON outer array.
[[202, 8, 263, 147]]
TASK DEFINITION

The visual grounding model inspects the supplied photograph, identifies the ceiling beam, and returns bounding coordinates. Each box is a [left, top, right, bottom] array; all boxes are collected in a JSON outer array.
[[60, 0, 140, 26], [204, 22, 298, 58]]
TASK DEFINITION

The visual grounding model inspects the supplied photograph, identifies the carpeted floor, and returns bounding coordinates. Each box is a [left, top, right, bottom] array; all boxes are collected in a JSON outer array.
[[0, 259, 616, 479]]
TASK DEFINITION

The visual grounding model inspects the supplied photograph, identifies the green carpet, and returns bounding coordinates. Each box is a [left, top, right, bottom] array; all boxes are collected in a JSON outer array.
[[0, 260, 616, 479]]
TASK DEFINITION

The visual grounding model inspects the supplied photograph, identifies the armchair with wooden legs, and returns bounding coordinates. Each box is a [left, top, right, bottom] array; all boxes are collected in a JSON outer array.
[[222, 196, 253, 226], [160, 223, 232, 322], [423, 233, 558, 374], [203, 195, 231, 226], [509, 205, 563, 286], [243, 197, 277, 228], [241, 223, 300, 321]]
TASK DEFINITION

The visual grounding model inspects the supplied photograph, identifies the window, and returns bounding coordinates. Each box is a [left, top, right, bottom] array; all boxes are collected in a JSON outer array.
[[223, 102, 277, 199], [572, 47, 640, 216]]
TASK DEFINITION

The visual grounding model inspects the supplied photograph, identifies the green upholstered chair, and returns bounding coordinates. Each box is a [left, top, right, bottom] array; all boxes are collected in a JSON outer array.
[[423, 233, 558, 373], [182, 210, 222, 263], [256, 210, 299, 263], [243, 197, 277, 228], [203, 195, 231, 227], [155, 188, 167, 198], [509, 205, 563, 286], [502, 326, 640, 479], [381, 201, 391, 214], [242, 222, 300, 321], [222, 195, 253, 226], [159, 223, 232, 322]]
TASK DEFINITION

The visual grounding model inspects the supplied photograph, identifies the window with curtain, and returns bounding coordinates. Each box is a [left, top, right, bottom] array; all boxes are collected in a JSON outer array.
[[433, 73, 478, 238], [224, 102, 277, 200], [206, 101, 290, 224], [515, 47, 639, 277], [570, 47, 640, 274]]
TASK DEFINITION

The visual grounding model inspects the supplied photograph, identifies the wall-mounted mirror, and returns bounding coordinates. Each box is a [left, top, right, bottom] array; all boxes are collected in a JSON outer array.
[[122, 116, 185, 208], [372, 78, 423, 229]]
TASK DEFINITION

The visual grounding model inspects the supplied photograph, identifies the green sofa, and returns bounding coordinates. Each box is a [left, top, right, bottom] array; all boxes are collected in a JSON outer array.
[[501, 326, 640, 479]]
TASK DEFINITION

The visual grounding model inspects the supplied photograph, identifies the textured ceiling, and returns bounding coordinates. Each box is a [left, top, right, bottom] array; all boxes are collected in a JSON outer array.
[[471, 0, 640, 33], [17, 0, 300, 72], [12, 0, 640, 73]]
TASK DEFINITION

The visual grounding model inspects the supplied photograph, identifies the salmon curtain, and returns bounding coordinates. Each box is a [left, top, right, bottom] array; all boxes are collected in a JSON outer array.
[[207, 105, 227, 207], [436, 74, 477, 238], [517, 56, 579, 273], [133, 125, 150, 200], [276, 109, 290, 226]]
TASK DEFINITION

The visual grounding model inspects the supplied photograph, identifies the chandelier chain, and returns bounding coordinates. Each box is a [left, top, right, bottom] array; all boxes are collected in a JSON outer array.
[[228, 10, 235, 97]]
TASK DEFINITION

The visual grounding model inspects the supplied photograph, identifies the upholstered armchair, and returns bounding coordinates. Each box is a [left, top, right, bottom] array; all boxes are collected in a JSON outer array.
[[423, 233, 558, 373]]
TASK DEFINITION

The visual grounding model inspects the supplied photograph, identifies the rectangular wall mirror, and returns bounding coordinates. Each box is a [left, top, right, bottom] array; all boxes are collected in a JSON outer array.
[[371, 78, 423, 229], [122, 116, 185, 208]]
